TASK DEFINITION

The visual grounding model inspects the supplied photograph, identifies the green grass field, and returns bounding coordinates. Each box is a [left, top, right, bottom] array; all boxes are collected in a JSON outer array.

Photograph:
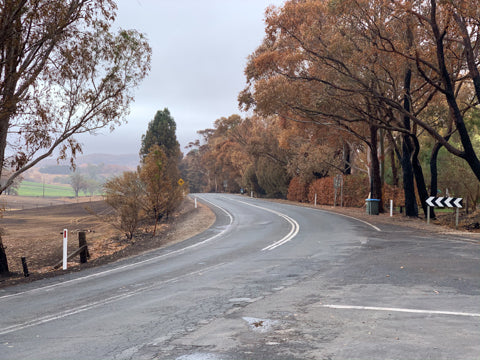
[[18, 181, 77, 197]]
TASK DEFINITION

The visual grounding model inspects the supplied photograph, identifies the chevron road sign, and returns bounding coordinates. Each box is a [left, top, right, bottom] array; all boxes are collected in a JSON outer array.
[[426, 196, 463, 208]]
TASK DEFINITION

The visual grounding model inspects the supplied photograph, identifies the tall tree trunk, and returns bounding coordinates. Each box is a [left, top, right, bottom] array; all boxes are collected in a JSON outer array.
[[343, 142, 351, 175], [401, 138, 418, 217], [379, 128, 385, 184], [401, 66, 418, 217], [369, 125, 384, 212], [0, 235, 9, 275], [432, 6, 480, 182], [430, 142, 441, 197], [390, 145, 399, 186], [411, 135, 429, 217]]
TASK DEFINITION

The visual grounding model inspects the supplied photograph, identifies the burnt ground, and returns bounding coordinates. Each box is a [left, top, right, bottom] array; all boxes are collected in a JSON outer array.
[[0, 196, 215, 288]]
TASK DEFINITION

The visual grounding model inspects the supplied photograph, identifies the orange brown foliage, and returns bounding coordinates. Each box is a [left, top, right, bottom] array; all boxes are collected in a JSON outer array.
[[306, 175, 405, 209], [287, 177, 309, 203]]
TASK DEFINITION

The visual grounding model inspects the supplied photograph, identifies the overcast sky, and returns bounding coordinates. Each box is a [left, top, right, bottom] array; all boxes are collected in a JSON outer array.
[[77, 0, 285, 155]]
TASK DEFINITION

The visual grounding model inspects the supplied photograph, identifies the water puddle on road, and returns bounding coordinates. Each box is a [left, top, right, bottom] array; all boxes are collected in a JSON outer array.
[[242, 316, 279, 333]]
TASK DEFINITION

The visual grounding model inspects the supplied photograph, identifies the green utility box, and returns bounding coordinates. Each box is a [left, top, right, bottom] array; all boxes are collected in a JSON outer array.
[[366, 199, 380, 215]]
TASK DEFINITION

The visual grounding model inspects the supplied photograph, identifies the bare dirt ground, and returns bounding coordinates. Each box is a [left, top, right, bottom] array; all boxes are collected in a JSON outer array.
[[0, 195, 215, 288], [1, 194, 478, 288]]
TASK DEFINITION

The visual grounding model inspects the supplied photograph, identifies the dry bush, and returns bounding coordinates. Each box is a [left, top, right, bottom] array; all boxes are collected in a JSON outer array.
[[308, 175, 370, 207], [287, 177, 309, 202], [383, 183, 405, 207]]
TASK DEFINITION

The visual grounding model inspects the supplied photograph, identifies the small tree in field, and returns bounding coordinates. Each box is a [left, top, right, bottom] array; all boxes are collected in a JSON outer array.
[[69, 172, 87, 197], [104, 171, 145, 240], [140, 145, 170, 235]]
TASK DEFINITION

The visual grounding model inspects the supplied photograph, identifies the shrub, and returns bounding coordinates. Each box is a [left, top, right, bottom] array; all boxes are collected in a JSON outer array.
[[103, 171, 146, 240], [308, 175, 369, 207], [287, 177, 309, 202]]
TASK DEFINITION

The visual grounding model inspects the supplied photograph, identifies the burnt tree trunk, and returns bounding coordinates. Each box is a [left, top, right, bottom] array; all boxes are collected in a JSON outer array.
[[432, 9, 480, 182], [0, 236, 9, 275], [343, 142, 352, 175], [411, 135, 429, 218], [401, 65, 418, 217], [369, 125, 384, 213]]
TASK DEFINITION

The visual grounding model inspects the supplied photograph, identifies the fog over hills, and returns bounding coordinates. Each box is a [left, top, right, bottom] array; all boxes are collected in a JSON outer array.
[[39, 153, 140, 169], [23, 153, 140, 185]]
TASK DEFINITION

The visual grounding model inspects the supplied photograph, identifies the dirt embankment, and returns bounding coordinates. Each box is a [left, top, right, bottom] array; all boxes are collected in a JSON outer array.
[[0, 196, 215, 287]]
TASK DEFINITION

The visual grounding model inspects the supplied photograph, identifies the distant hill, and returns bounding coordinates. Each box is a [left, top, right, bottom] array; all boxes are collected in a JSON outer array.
[[39, 153, 140, 168], [24, 153, 140, 185]]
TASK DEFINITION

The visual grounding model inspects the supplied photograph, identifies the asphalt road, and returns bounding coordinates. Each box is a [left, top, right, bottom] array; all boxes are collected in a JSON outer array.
[[0, 193, 479, 360]]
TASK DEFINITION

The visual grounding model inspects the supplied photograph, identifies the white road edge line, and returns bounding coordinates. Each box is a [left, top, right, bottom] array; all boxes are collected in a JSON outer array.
[[0, 262, 227, 336], [231, 198, 300, 251], [0, 197, 233, 301], [242, 196, 381, 232], [313, 209, 381, 232], [321, 304, 480, 317]]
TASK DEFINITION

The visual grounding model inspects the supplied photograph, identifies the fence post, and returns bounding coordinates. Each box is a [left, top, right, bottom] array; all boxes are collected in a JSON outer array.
[[21, 257, 29, 277], [455, 208, 459, 229], [78, 231, 88, 264]]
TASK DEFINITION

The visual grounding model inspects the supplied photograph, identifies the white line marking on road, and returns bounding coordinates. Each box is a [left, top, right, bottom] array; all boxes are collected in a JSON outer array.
[[321, 304, 480, 317], [0, 263, 226, 335], [242, 197, 381, 232], [196, 194, 234, 225], [230, 198, 300, 251], [313, 209, 381, 232], [0, 198, 233, 301]]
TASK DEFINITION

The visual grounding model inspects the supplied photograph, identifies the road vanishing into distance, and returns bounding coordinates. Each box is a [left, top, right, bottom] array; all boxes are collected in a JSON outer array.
[[1, 193, 479, 359]]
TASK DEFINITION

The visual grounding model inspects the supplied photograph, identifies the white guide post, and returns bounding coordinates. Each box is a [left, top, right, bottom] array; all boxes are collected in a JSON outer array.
[[314, 193, 317, 207], [390, 200, 393, 217], [63, 229, 68, 270], [194, 197, 197, 209]]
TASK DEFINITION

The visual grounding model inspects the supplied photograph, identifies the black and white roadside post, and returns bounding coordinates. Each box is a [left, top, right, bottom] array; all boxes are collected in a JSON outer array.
[[426, 196, 463, 228], [62, 229, 68, 270]]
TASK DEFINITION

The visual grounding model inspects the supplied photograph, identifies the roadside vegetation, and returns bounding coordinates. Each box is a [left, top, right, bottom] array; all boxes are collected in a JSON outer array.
[[0, 0, 152, 275], [103, 109, 185, 240], [180, 1, 480, 221]]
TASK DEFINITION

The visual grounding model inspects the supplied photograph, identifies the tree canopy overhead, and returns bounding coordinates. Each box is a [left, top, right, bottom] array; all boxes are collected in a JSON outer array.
[[0, 0, 152, 195], [237, 0, 480, 216]]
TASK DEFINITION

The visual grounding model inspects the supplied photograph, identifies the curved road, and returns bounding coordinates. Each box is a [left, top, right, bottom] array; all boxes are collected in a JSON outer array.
[[0, 193, 479, 359]]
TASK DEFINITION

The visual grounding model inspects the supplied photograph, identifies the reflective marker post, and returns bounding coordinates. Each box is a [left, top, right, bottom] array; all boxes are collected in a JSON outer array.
[[63, 229, 68, 270]]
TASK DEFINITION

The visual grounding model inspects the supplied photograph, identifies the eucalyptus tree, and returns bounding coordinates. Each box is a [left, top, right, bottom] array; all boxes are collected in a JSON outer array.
[[0, 0, 151, 274]]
